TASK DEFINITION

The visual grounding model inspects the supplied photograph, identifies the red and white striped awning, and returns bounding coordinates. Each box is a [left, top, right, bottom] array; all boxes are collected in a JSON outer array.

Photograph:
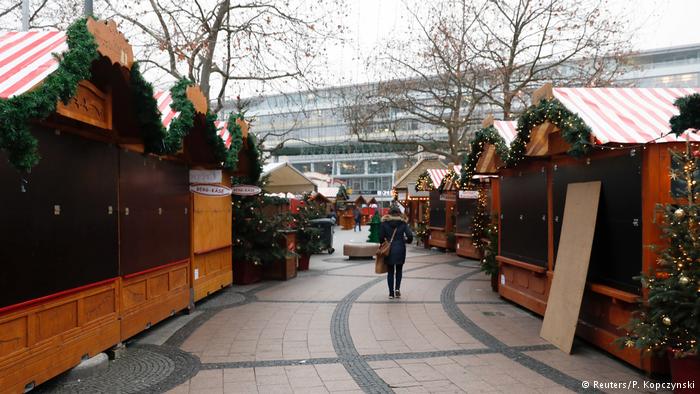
[[427, 166, 461, 186], [493, 120, 517, 144], [215, 121, 232, 149], [0, 30, 68, 99], [552, 87, 700, 144], [154, 90, 179, 129]]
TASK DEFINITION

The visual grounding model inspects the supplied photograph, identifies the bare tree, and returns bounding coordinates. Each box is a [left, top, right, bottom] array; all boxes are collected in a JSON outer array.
[[106, 0, 347, 114], [0, 0, 88, 30], [348, 0, 632, 163], [476, 0, 632, 118], [347, 1, 494, 164]]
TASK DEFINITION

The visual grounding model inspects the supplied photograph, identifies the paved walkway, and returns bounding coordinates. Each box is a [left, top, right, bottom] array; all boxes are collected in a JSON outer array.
[[40, 227, 664, 394]]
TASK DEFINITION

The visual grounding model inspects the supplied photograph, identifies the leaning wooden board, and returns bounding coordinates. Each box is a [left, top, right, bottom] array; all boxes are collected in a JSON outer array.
[[540, 181, 601, 353]]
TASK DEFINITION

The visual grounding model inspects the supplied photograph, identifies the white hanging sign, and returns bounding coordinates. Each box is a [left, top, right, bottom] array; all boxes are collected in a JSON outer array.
[[459, 190, 479, 199], [230, 184, 262, 196], [190, 184, 232, 196], [189, 169, 222, 184]]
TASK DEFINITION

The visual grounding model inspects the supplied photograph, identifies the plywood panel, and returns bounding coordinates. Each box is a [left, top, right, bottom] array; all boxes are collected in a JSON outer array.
[[122, 281, 147, 309], [170, 267, 188, 290], [193, 193, 232, 252], [541, 181, 601, 353], [193, 247, 233, 302], [147, 273, 170, 299]]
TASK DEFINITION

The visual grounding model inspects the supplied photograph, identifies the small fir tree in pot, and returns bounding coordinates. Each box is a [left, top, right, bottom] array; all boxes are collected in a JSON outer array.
[[367, 210, 381, 243], [294, 195, 326, 270]]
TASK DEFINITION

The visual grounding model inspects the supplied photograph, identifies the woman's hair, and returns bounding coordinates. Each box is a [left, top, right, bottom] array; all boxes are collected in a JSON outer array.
[[389, 206, 401, 215]]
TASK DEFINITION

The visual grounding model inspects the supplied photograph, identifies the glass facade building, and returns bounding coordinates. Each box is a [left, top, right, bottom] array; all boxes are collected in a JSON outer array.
[[223, 44, 700, 202]]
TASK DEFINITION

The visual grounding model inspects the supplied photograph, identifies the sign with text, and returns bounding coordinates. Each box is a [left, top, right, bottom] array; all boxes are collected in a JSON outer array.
[[439, 191, 457, 202], [230, 184, 262, 196], [458, 190, 479, 199], [189, 169, 222, 184], [190, 184, 232, 197]]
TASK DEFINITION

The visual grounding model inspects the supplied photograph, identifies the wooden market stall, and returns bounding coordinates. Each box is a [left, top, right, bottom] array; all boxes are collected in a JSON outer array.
[[454, 118, 516, 259], [423, 164, 461, 250], [262, 162, 317, 194], [0, 18, 193, 392], [496, 83, 700, 372], [155, 84, 238, 304], [393, 158, 446, 227]]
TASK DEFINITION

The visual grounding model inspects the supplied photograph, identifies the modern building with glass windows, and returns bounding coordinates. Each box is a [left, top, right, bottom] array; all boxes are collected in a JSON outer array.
[[223, 44, 700, 203]]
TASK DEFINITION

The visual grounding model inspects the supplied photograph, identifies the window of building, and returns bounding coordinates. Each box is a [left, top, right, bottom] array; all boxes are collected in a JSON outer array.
[[368, 159, 393, 174], [338, 160, 365, 175], [363, 179, 377, 192], [292, 163, 312, 173], [314, 161, 333, 175]]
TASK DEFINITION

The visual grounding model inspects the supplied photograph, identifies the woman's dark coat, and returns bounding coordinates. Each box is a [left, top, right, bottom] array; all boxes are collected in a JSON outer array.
[[379, 215, 413, 265]]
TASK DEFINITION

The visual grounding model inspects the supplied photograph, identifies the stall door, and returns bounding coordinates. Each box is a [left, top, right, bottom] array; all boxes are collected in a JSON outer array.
[[0, 127, 118, 308], [429, 190, 446, 227], [119, 150, 190, 275], [456, 197, 478, 234], [500, 167, 548, 266], [552, 153, 642, 293]]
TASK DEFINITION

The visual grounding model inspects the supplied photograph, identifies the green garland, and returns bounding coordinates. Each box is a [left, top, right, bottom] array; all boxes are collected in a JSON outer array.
[[669, 93, 700, 135], [246, 131, 263, 184], [460, 126, 509, 187], [415, 170, 434, 191], [163, 79, 196, 153], [128, 62, 168, 155], [0, 18, 98, 172], [507, 98, 592, 167], [227, 112, 262, 184], [437, 168, 460, 192]]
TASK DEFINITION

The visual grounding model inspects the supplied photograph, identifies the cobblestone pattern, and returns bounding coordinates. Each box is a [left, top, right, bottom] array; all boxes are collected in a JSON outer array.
[[441, 271, 601, 393], [35, 345, 199, 394]]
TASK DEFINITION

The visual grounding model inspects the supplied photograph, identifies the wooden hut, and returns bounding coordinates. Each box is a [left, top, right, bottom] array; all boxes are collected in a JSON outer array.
[[155, 84, 237, 304], [393, 159, 445, 227], [455, 118, 516, 259], [0, 18, 193, 392], [424, 164, 461, 250], [497, 83, 700, 372]]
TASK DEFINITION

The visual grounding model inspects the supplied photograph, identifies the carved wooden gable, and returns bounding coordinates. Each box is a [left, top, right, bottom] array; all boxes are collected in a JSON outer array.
[[56, 80, 111, 130], [475, 143, 504, 174]]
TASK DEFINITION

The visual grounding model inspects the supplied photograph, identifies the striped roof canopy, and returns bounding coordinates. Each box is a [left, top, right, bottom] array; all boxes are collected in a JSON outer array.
[[215, 121, 233, 149], [427, 166, 461, 186], [0, 31, 68, 99], [552, 87, 700, 144], [493, 120, 517, 144]]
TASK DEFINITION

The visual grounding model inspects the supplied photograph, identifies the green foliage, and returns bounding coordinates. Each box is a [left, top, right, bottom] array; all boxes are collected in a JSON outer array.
[[163, 79, 196, 153], [0, 18, 99, 172], [669, 94, 700, 135], [129, 62, 168, 154], [415, 171, 434, 191], [507, 98, 592, 167], [232, 192, 289, 266], [336, 184, 349, 201], [480, 222, 499, 276], [295, 193, 326, 255], [622, 148, 700, 357], [437, 168, 460, 192], [367, 211, 381, 243], [460, 126, 509, 187]]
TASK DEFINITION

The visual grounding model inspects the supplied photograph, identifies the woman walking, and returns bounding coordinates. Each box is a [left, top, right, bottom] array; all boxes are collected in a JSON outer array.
[[379, 206, 413, 299]]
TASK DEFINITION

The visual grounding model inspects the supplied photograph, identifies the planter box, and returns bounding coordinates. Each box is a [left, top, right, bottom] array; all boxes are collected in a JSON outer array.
[[263, 230, 298, 281], [233, 259, 262, 285]]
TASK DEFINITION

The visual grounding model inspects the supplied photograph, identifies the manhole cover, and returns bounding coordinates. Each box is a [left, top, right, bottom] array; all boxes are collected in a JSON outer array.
[[35, 344, 199, 393]]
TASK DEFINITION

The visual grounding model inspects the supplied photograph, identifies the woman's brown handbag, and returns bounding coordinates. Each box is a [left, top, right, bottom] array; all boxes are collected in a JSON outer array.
[[377, 228, 397, 257], [375, 255, 388, 274]]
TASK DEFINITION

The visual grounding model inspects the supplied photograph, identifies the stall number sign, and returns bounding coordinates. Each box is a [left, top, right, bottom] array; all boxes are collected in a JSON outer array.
[[190, 184, 232, 196], [189, 169, 222, 184], [458, 190, 479, 199], [440, 191, 457, 201], [231, 184, 262, 196]]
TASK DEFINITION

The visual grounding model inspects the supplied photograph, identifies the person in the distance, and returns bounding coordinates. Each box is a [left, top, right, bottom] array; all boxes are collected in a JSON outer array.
[[379, 206, 413, 299]]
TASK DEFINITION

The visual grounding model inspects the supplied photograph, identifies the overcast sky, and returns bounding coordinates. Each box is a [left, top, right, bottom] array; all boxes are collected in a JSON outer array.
[[320, 0, 700, 88]]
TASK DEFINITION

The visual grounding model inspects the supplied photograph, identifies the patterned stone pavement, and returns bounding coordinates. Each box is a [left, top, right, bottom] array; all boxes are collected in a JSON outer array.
[[39, 228, 669, 394]]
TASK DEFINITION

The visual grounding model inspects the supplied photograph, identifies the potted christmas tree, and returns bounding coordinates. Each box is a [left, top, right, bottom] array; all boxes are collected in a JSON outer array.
[[623, 94, 699, 391], [367, 211, 381, 243], [295, 196, 325, 270]]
